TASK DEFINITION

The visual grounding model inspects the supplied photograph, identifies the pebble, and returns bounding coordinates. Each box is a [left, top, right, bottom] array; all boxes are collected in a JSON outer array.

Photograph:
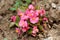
[[57, 6, 60, 10], [0, 16, 3, 20], [45, 4, 50, 11], [44, 37, 53, 40], [9, 22, 15, 28], [51, 3, 56, 8]]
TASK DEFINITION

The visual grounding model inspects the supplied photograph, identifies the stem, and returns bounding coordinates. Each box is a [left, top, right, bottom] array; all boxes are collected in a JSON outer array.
[[28, 23, 34, 26], [37, 18, 47, 33]]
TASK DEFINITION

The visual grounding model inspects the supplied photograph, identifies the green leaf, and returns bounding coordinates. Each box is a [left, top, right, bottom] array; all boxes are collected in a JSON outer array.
[[14, 2, 19, 7], [10, 8, 16, 11], [10, 0, 32, 11], [25, 0, 31, 4], [38, 25, 43, 30], [27, 28, 32, 34], [13, 38, 16, 40], [9, 0, 20, 11], [46, 12, 48, 17], [14, 1, 20, 7], [4, 38, 8, 40], [15, 0, 23, 6], [15, 16, 20, 26], [22, 3, 28, 7]]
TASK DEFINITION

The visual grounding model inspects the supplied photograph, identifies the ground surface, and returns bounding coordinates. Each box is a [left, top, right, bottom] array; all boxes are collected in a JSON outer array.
[[0, 0, 60, 40]]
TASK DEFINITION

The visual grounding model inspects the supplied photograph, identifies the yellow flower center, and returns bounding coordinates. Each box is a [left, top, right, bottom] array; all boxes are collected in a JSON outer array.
[[32, 18, 35, 20], [16, 30, 18, 33], [29, 14, 33, 16], [20, 13, 23, 16], [22, 22, 25, 25]]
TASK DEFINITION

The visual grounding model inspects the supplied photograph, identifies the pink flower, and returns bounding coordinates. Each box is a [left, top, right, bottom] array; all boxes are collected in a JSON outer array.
[[17, 9, 29, 20], [16, 28, 20, 34], [29, 10, 35, 17], [25, 9, 30, 14], [21, 15, 29, 20], [30, 17, 39, 24], [26, 10, 36, 18], [19, 20, 28, 27], [18, 12, 24, 17], [40, 9, 46, 16], [32, 26, 39, 36], [22, 26, 30, 32], [11, 16, 16, 22], [17, 10, 29, 20], [17, 9, 24, 17], [25, 9, 37, 18], [35, 10, 40, 16], [32, 33, 36, 37], [17, 9, 22, 15], [43, 17, 48, 21], [32, 26, 39, 33], [28, 4, 35, 10]]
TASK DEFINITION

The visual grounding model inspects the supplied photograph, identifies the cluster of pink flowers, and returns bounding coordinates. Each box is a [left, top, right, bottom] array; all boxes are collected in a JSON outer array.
[[11, 4, 48, 37]]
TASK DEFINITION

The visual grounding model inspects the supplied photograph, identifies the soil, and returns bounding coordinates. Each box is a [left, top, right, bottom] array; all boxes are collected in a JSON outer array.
[[0, 0, 60, 40]]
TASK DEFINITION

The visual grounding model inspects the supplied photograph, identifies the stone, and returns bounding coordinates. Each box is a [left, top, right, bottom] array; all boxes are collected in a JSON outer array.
[[0, 0, 15, 14], [51, 3, 57, 8], [45, 4, 50, 11]]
